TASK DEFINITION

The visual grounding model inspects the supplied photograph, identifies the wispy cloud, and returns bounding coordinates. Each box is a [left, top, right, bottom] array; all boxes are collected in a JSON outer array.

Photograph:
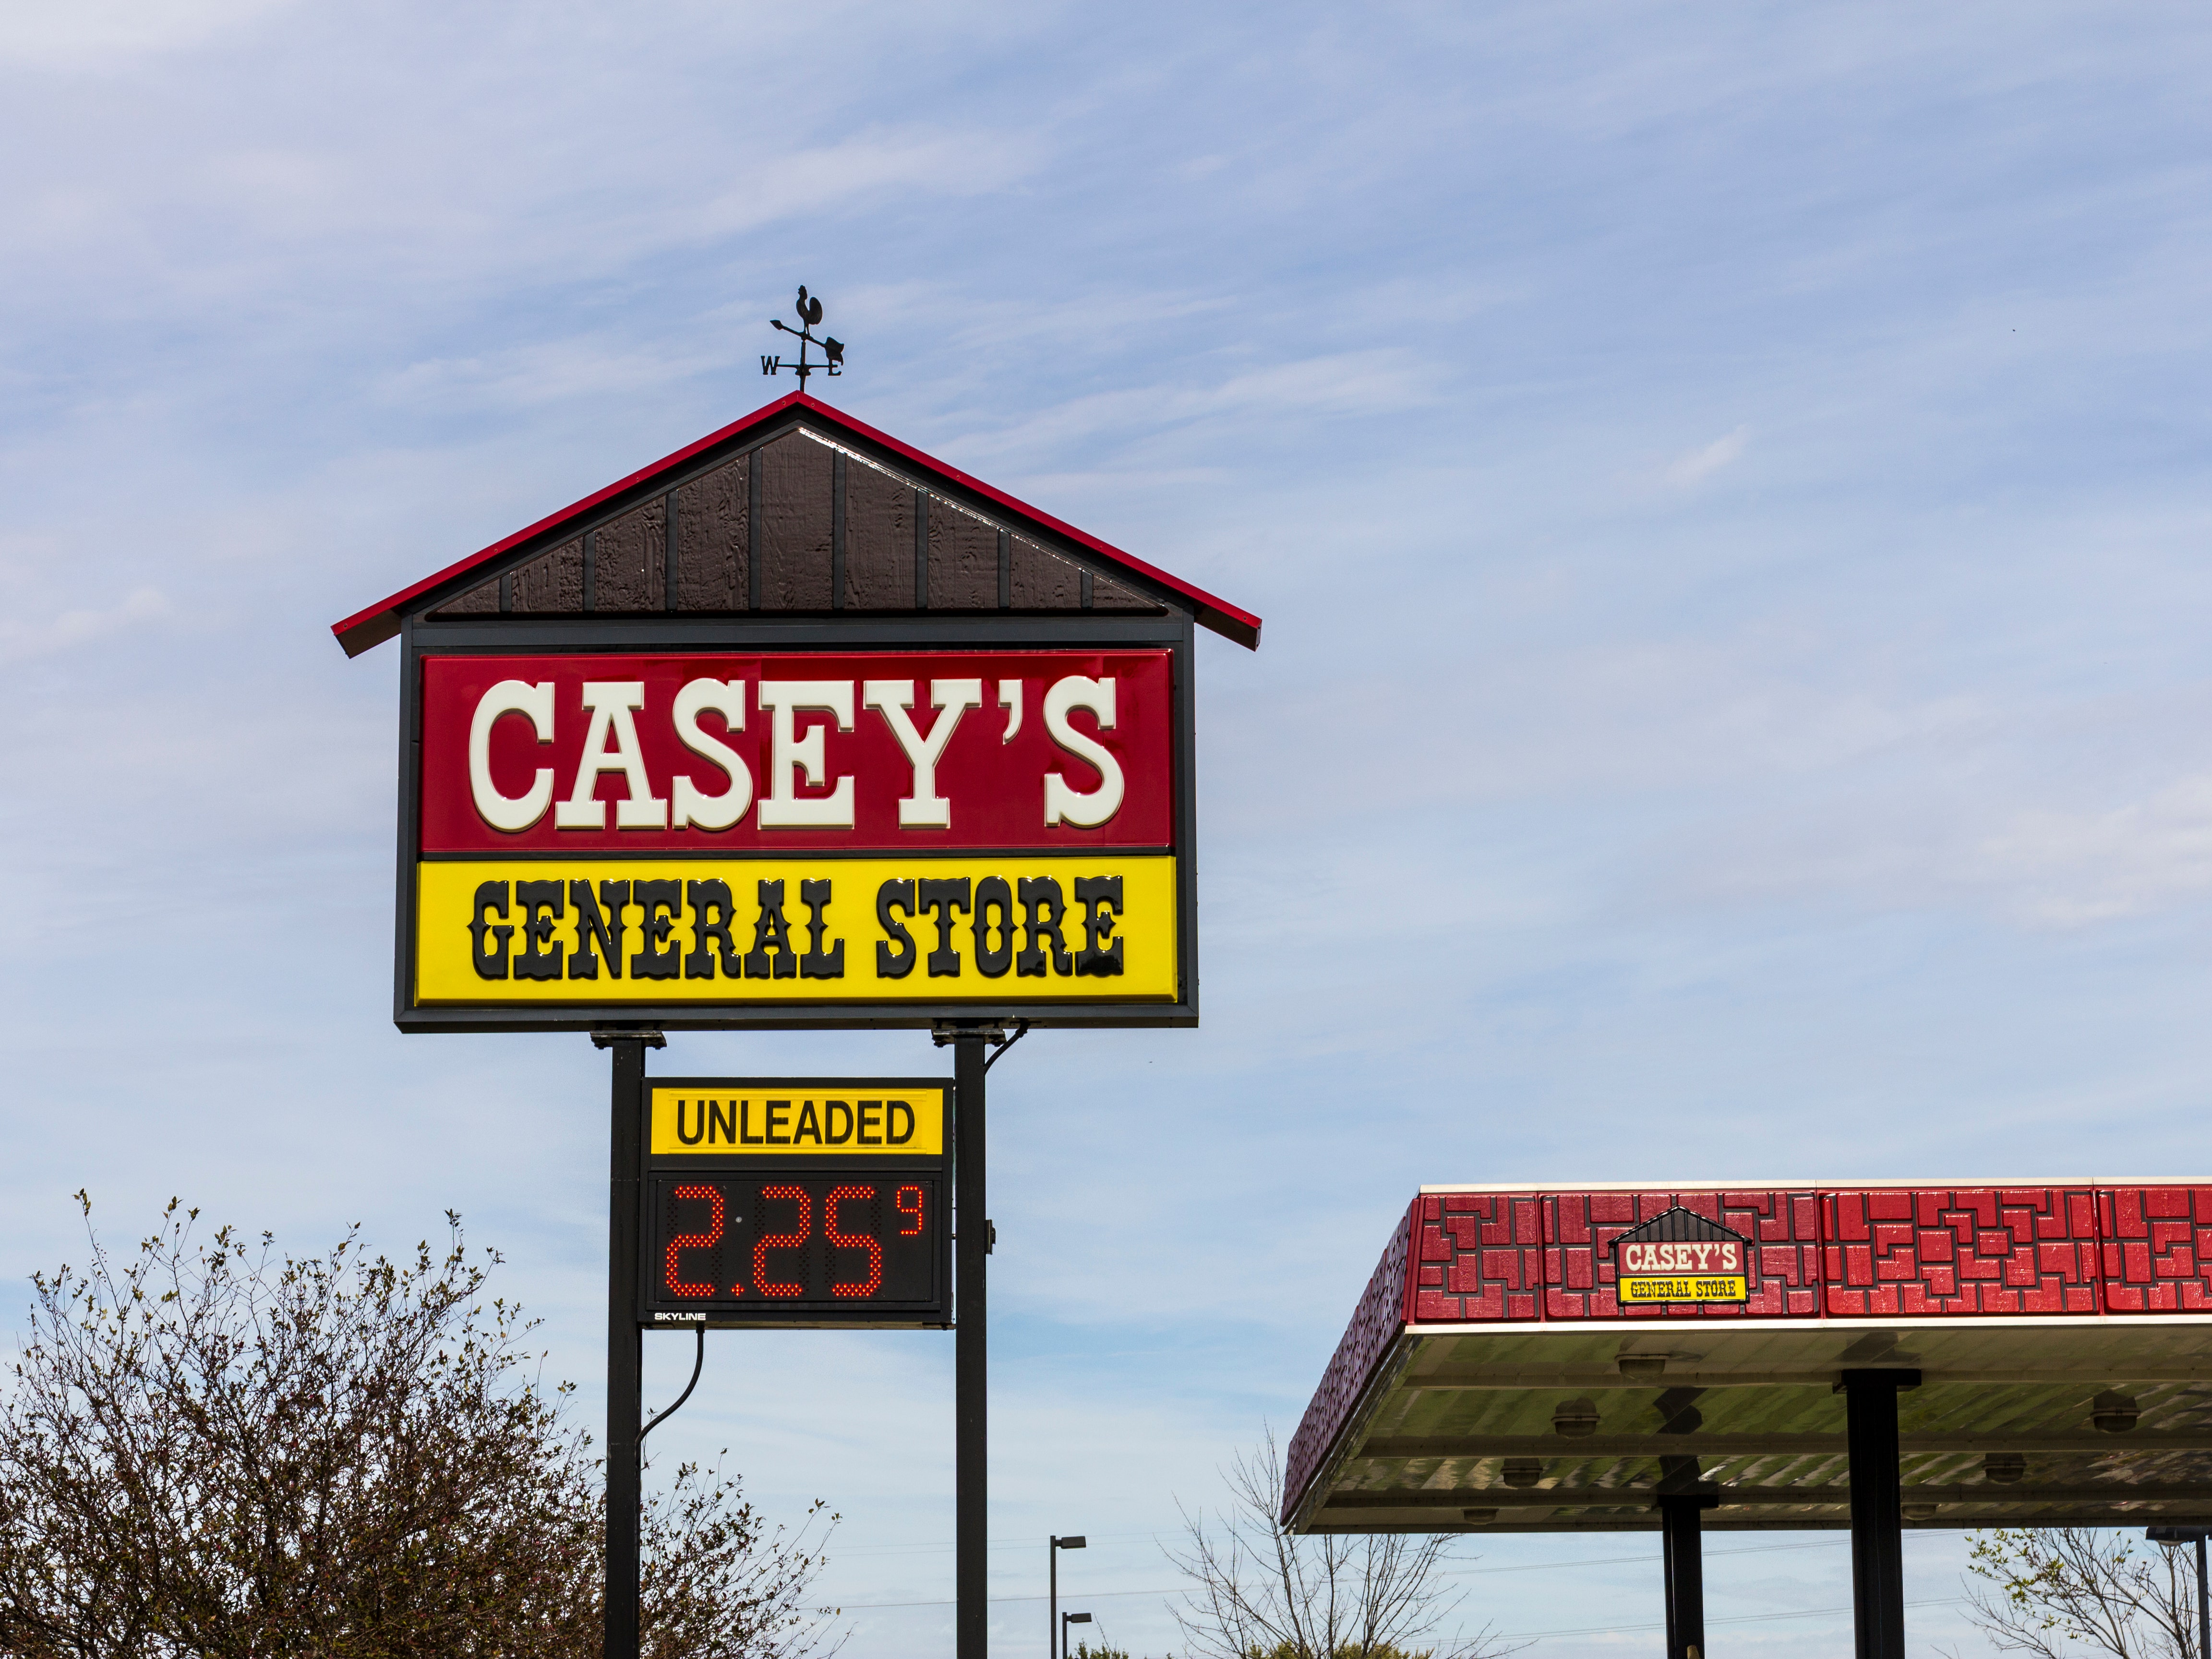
[[0, 586, 167, 665], [1973, 776, 2212, 925], [378, 337, 731, 413], [0, 0, 294, 68], [1662, 423, 1750, 487], [949, 348, 1441, 467]]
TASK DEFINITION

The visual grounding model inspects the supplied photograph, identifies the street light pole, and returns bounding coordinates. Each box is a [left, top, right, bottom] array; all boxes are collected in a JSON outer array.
[[1063, 1610, 1092, 1659], [1050, 1536, 1087, 1659], [2144, 1526, 2210, 1658]]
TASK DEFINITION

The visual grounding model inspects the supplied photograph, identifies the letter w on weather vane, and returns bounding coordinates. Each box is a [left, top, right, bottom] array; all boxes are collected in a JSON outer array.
[[762, 286, 845, 386]]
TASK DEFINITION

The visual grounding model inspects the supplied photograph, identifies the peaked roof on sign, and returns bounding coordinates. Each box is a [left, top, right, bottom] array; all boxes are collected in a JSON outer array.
[[330, 391, 1262, 656], [1612, 1204, 1749, 1245]]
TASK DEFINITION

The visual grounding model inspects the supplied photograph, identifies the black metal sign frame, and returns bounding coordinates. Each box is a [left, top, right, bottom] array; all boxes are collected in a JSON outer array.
[[392, 612, 1199, 1033], [636, 1074, 953, 1330]]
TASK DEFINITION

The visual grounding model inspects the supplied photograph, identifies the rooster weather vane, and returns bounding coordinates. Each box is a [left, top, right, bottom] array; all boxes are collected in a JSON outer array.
[[762, 286, 844, 386]]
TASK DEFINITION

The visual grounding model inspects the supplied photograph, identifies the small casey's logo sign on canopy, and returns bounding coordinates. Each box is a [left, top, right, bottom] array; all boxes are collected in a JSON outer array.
[[1611, 1206, 1754, 1305]]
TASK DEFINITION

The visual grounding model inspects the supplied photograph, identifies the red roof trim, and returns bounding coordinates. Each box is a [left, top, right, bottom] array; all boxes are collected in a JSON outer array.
[[331, 391, 1261, 656]]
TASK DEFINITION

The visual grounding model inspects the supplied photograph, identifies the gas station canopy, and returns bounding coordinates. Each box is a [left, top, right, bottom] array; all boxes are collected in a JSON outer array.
[[1286, 1182, 2212, 1534]]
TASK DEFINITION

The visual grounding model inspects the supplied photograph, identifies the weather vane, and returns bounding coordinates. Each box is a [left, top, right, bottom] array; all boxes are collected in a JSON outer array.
[[762, 285, 844, 387]]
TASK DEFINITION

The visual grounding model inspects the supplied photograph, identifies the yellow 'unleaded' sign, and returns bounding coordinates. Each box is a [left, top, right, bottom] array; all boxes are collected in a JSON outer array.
[[649, 1084, 945, 1156]]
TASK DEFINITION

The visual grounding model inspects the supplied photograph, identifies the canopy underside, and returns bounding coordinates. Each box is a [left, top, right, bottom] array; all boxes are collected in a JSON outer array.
[[1294, 1319, 2212, 1533]]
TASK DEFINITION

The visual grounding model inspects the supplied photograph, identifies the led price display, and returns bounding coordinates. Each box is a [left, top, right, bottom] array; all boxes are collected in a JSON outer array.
[[647, 1175, 943, 1323], [639, 1077, 952, 1328]]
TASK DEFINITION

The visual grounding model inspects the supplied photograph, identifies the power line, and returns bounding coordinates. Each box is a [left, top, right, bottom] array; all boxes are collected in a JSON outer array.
[[842, 1586, 1187, 1611], [1439, 1530, 1951, 1579], [831, 1528, 1940, 1575], [833, 1529, 1167, 1559], [1500, 1595, 1966, 1642], [1445, 1537, 1843, 1576], [831, 1524, 1954, 1564], [830, 1534, 1948, 1612]]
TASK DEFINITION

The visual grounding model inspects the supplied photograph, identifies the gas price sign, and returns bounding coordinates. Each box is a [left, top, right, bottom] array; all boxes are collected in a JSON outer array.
[[640, 1077, 952, 1329]]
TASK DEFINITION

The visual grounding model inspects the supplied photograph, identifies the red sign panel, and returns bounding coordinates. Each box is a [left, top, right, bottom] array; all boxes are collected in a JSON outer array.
[[419, 649, 1173, 853]]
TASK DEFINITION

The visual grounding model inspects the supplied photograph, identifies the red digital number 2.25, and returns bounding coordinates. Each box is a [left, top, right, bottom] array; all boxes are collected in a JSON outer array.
[[753, 1185, 811, 1298], [826, 1186, 884, 1297], [666, 1185, 725, 1298], [667, 1181, 905, 1304]]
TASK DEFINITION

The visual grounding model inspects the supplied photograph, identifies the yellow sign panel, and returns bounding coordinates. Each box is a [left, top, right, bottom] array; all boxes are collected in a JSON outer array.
[[1618, 1275, 1750, 1304], [649, 1085, 944, 1156], [414, 854, 1176, 1005]]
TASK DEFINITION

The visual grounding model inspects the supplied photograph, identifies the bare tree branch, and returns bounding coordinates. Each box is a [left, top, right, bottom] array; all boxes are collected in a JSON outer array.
[[1960, 1527, 2200, 1659], [1164, 1428, 1521, 1659]]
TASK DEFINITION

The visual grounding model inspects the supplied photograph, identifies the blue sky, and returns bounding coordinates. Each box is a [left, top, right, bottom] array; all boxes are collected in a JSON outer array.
[[6, 3, 2212, 1653]]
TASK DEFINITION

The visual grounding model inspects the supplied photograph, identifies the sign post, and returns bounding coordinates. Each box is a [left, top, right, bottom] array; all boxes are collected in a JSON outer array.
[[335, 387, 1260, 1657], [598, 1029, 658, 1659], [954, 1027, 989, 1659]]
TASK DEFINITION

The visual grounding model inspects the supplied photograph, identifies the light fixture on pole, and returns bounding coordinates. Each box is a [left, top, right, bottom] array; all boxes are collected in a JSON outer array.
[[2147, 1526, 2210, 1659], [1062, 1610, 1093, 1658], [1050, 1536, 1087, 1659]]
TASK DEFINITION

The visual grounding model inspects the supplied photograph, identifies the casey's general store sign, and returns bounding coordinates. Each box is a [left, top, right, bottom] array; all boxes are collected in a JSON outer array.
[[1610, 1205, 1753, 1304], [417, 648, 1176, 1012], [344, 392, 1253, 1031], [341, 386, 1257, 1659]]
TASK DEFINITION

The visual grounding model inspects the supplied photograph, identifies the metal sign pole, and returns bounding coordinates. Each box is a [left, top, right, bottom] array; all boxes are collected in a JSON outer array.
[[601, 1031, 658, 1659], [955, 1028, 989, 1659]]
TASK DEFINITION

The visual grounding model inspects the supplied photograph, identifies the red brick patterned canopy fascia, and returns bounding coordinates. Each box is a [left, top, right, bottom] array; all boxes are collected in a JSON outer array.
[[1286, 1182, 2212, 1529]]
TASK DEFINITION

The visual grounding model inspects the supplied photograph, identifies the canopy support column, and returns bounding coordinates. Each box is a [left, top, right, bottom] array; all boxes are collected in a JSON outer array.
[[1842, 1368, 1921, 1659], [1658, 1493, 1712, 1659]]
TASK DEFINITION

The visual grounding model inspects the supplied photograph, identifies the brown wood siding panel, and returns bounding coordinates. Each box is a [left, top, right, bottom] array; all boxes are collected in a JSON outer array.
[[512, 539, 585, 612], [757, 432, 834, 611], [431, 577, 500, 616], [1008, 537, 1083, 609], [674, 456, 747, 611], [593, 499, 664, 611], [927, 500, 999, 610], [1090, 572, 1166, 613], [843, 457, 915, 610]]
